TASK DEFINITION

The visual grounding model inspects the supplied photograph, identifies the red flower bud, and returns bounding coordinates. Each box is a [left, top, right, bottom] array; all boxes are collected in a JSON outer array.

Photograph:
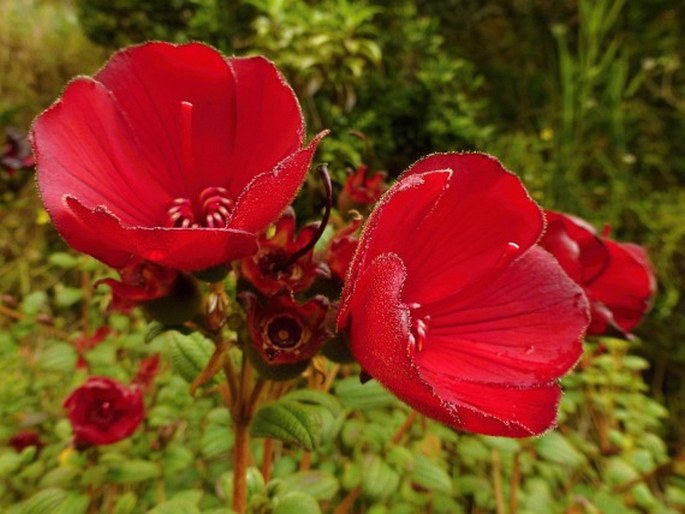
[[326, 216, 362, 281], [337, 164, 386, 211], [64, 376, 144, 446], [32, 42, 326, 272]]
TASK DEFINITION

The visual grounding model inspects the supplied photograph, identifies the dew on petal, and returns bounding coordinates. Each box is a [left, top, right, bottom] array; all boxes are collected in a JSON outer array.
[[496, 241, 521, 268]]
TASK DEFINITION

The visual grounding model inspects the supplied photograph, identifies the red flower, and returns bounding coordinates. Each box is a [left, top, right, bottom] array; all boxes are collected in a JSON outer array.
[[337, 164, 386, 211], [540, 210, 656, 335], [240, 207, 329, 294], [64, 376, 144, 446], [96, 259, 178, 313], [32, 42, 326, 272], [338, 153, 589, 437], [9, 431, 44, 453], [326, 216, 362, 281], [243, 292, 329, 366]]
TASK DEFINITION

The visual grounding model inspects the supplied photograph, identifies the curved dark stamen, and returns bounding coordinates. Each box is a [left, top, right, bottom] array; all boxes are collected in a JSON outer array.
[[275, 164, 332, 272]]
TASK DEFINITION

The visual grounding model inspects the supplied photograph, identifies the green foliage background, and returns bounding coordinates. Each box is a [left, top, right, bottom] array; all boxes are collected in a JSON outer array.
[[1, 0, 684, 512]]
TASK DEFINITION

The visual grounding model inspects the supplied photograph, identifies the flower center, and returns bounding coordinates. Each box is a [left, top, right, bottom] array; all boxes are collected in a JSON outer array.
[[409, 313, 431, 354], [166, 187, 234, 228], [90, 399, 116, 427], [266, 315, 304, 350]]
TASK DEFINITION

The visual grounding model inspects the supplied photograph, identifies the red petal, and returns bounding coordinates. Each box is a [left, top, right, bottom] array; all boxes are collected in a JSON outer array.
[[344, 253, 461, 429], [226, 56, 306, 195], [586, 240, 656, 333], [400, 153, 544, 305], [344, 252, 562, 437], [33, 78, 168, 226], [95, 42, 238, 198], [339, 168, 452, 326], [542, 211, 609, 284], [413, 247, 587, 386], [228, 131, 327, 234], [423, 378, 563, 436], [66, 197, 258, 270]]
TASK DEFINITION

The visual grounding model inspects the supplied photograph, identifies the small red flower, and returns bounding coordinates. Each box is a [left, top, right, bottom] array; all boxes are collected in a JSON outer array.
[[540, 210, 656, 336], [96, 260, 178, 313], [240, 207, 329, 294], [9, 431, 44, 453], [32, 42, 326, 272], [338, 153, 589, 437], [243, 292, 329, 366], [64, 376, 144, 446], [337, 164, 386, 211], [326, 216, 362, 281]]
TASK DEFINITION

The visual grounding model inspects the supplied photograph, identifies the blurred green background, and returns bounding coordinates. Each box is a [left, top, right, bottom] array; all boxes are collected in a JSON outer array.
[[1, 0, 684, 512]]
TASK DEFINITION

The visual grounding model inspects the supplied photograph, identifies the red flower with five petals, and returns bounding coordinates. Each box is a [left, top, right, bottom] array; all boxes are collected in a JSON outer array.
[[240, 207, 329, 294], [64, 376, 144, 446], [540, 210, 656, 336], [32, 42, 326, 272], [243, 292, 329, 366], [338, 153, 589, 437]]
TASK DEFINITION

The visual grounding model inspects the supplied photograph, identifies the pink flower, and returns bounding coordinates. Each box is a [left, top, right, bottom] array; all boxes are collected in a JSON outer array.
[[64, 376, 144, 446], [338, 153, 589, 437], [540, 210, 656, 335], [32, 42, 326, 272]]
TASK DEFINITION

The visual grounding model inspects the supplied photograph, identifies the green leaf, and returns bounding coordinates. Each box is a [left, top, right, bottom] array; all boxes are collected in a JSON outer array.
[[411, 454, 453, 494], [250, 400, 321, 451], [54, 493, 88, 514], [163, 330, 215, 384], [39, 466, 79, 488], [112, 492, 137, 514], [48, 252, 79, 269], [535, 432, 585, 467], [334, 376, 396, 410], [272, 492, 321, 514], [10, 488, 67, 514], [281, 389, 343, 417], [278, 470, 339, 501], [201, 425, 233, 459], [163, 445, 195, 475], [38, 343, 77, 373], [54, 286, 83, 308], [361, 454, 400, 499], [108, 460, 160, 484], [148, 499, 201, 514], [0, 451, 23, 477], [20, 291, 48, 316]]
